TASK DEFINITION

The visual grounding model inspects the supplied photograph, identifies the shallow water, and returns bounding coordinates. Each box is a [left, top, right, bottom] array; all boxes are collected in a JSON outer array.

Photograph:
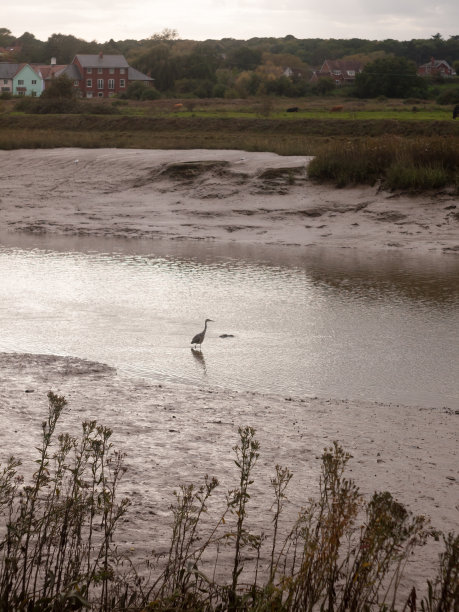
[[0, 233, 458, 408]]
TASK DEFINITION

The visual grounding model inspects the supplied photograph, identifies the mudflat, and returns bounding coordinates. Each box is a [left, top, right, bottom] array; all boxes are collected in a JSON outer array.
[[1, 148, 458, 253]]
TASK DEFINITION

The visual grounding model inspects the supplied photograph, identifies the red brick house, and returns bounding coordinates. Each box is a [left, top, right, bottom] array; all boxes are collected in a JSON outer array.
[[61, 52, 154, 98], [312, 59, 363, 85], [417, 58, 456, 78]]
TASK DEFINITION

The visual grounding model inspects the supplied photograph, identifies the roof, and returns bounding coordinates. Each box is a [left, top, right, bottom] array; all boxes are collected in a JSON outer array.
[[0, 62, 19, 78], [74, 54, 129, 68], [0, 62, 41, 78], [128, 66, 154, 82], [33, 64, 67, 79], [419, 58, 453, 70], [60, 64, 82, 80], [321, 59, 363, 73]]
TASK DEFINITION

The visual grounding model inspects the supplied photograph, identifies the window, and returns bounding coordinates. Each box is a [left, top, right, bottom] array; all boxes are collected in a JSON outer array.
[[98, 68, 103, 74], [97, 79, 104, 89], [98, 92, 103, 97], [120, 68, 125, 74], [31, 79, 37, 84], [74, 80, 79, 86], [108, 78, 114, 89], [86, 92, 93, 98], [109, 68, 114, 74], [347, 70, 355, 77], [87, 79, 92, 87], [87, 68, 92, 74], [18, 79, 24, 85], [3, 79, 7, 84], [120, 79, 125, 88], [31, 91, 37, 96]]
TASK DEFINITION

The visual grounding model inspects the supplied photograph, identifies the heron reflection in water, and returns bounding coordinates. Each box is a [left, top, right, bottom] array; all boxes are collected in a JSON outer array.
[[191, 319, 214, 349], [191, 347, 207, 375]]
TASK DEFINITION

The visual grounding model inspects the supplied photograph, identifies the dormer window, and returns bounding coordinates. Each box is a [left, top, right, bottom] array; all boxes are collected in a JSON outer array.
[[347, 70, 355, 77]]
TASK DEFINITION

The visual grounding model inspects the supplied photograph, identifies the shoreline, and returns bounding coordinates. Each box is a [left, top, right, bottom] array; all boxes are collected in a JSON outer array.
[[0, 148, 458, 255]]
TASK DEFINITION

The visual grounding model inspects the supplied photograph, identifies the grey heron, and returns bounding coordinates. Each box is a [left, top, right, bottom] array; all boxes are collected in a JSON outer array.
[[191, 319, 214, 349]]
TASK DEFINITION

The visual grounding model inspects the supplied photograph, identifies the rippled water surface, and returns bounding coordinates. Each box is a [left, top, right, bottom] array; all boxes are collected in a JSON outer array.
[[0, 233, 458, 408]]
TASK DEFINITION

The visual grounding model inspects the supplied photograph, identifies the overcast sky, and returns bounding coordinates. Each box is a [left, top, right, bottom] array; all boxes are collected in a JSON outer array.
[[5, 0, 459, 43]]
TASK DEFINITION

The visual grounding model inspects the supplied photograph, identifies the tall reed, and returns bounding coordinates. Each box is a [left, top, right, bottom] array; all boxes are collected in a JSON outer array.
[[307, 136, 459, 191]]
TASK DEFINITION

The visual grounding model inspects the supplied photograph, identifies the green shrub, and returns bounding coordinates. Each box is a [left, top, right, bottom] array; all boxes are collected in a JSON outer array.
[[436, 87, 459, 105], [141, 87, 161, 100], [14, 97, 82, 114]]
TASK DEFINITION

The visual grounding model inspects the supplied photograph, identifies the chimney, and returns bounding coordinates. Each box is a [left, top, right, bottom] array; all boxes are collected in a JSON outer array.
[[99, 51, 103, 59], [431, 57, 435, 65], [51, 57, 56, 65]]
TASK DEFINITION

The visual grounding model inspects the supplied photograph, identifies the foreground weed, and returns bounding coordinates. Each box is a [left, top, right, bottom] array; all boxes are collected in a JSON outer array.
[[0, 392, 130, 611], [0, 394, 457, 611]]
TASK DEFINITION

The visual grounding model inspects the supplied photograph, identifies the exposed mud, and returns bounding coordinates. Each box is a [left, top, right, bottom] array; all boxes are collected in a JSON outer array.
[[0, 148, 458, 254]]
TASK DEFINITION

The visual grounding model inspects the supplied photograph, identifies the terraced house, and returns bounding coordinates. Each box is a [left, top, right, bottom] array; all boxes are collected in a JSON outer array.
[[62, 52, 153, 98], [0, 62, 41, 96]]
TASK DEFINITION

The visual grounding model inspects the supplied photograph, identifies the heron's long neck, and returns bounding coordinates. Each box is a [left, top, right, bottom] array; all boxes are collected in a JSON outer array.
[[204, 321, 208, 333]]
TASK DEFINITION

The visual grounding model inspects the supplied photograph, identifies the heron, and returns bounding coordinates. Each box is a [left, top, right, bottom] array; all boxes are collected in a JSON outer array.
[[191, 319, 214, 349]]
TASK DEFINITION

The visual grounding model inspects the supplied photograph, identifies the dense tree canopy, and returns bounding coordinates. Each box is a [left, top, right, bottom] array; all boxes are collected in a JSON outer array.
[[1, 27, 458, 99], [354, 56, 428, 98]]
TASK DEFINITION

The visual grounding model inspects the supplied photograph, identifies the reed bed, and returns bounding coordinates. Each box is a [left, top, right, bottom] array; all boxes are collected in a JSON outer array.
[[0, 392, 457, 611], [307, 137, 459, 191]]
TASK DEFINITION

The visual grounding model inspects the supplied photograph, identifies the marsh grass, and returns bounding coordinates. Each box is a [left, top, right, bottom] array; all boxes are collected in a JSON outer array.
[[307, 137, 459, 191], [0, 394, 457, 611]]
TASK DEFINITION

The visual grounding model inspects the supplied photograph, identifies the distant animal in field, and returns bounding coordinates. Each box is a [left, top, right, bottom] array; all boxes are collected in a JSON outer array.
[[453, 104, 459, 119], [191, 319, 214, 349], [173, 103, 184, 111], [286, 107, 299, 112], [330, 105, 344, 112]]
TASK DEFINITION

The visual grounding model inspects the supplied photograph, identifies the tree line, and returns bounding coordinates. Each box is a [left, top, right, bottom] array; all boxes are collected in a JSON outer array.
[[1, 27, 458, 99]]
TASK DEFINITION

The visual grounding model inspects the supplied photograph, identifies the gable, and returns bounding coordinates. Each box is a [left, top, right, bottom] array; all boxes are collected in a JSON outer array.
[[15, 64, 41, 80]]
